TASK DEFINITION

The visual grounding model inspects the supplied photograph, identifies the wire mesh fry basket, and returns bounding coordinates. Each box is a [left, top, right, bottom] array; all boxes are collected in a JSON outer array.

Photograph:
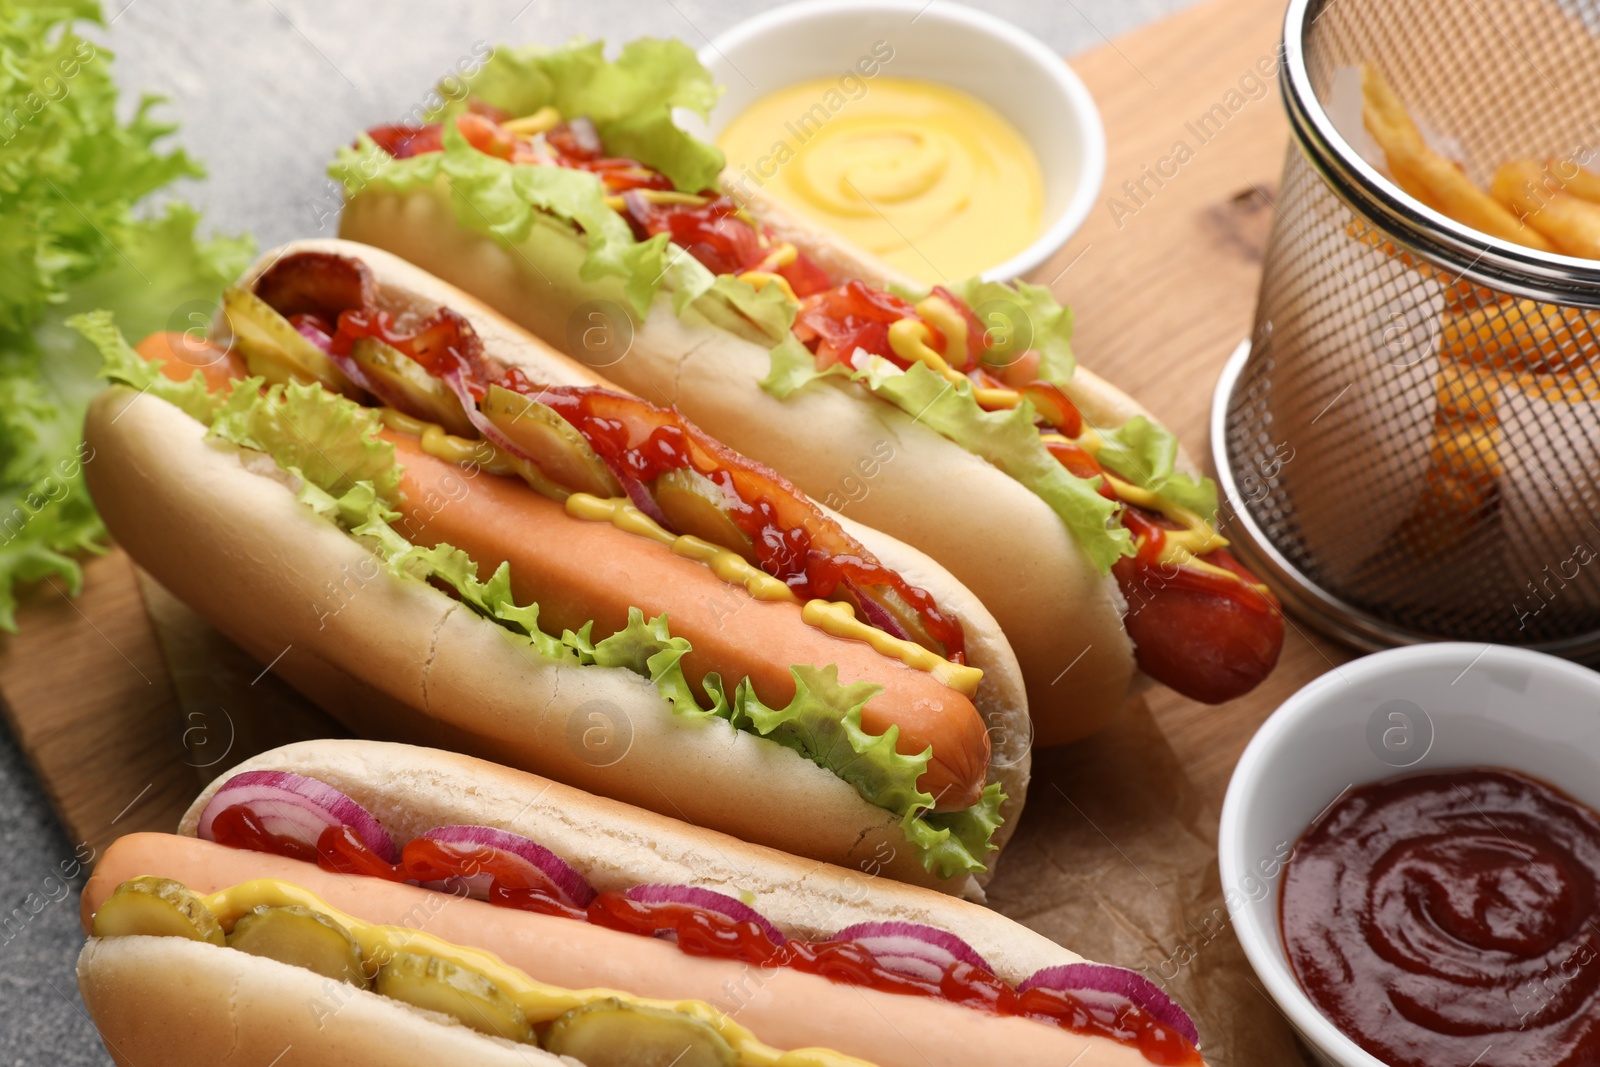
[[1213, 0, 1600, 655]]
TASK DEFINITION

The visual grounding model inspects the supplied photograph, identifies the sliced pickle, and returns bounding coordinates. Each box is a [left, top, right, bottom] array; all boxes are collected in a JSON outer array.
[[544, 999, 737, 1067], [91, 877, 225, 945], [480, 384, 621, 498], [222, 286, 357, 396], [653, 469, 758, 564], [225, 905, 369, 988], [349, 337, 477, 437], [373, 951, 532, 1043]]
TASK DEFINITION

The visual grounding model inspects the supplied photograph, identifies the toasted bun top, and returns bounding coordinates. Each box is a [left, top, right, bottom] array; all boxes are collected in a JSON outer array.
[[182, 739, 1077, 984]]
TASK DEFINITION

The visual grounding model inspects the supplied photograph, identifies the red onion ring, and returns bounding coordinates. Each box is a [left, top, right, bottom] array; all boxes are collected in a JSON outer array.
[[416, 825, 595, 908], [196, 770, 397, 862], [625, 885, 786, 946], [1019, 964, 1199, 1046], [827, 921, 991, 983]]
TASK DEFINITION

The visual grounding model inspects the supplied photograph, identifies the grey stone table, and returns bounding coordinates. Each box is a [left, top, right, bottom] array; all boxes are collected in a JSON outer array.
[[0, 0, 1198, 1060]]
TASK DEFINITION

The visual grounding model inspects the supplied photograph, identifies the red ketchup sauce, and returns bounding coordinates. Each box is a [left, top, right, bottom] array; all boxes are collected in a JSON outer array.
[[211, 804, 1200, 1063], [1281, 768, 1600, 1067]]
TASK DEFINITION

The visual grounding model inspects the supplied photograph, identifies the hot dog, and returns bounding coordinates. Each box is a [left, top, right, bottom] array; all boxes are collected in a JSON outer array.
[[331, 38, 1285, 745], [77, 740, 1205, 1067], [74, 239, 1029, 893]]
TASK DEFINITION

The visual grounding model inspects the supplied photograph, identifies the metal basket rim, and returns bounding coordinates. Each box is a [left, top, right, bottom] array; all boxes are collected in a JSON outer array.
[[1282, 0, 1600, 310], [1211, 337, 1600, 661]]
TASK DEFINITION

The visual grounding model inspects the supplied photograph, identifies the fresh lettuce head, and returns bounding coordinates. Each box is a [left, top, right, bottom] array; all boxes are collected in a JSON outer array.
[[0, 1, 252, 629], [83, 313, 1001, 879]]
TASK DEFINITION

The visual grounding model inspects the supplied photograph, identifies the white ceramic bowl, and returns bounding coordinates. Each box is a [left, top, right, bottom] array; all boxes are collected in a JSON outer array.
[[689, 0, 1105, 281], [1218, 643, 1600, 1066]]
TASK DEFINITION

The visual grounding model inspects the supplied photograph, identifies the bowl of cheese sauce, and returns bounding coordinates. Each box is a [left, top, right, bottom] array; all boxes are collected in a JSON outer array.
[[692, 0, 1104, 284]]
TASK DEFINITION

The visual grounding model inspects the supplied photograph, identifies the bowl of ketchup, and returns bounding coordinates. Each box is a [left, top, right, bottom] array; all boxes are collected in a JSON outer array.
[[1219, 643, 1600, 1067]]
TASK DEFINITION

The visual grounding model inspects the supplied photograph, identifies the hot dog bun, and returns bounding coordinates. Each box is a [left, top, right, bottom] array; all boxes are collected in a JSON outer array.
[[83, 240, 1028, 893], [78, 935, 557, 1067], [77, 740, 1196, 1067], [341, 190, 1137, 746]]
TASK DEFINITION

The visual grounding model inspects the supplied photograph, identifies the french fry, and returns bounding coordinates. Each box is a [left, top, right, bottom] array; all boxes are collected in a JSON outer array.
[[1492, 159, 1600, 258], [1441, 297, 1600, 373], [1552, 161, 1600, 204], [1361, 64, 1555, 251]]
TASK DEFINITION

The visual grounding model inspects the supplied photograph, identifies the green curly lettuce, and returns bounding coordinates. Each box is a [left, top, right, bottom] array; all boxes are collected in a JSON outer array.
[[765, 344, 1132, 572], [445, 38, 723, 195], [87, 315, 999, 878], [1095, 415, 1219, 520], [0, 0, 252, 629]]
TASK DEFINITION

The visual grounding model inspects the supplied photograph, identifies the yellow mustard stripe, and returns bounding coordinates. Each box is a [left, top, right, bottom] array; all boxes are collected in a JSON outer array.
[[564, 492, 796, 603], [754, 243, 799, 272], [602, 190, 713, 211], [738, 270, 800, 304], [502, 106, 561, 136], [198, 880, 873, 1067], [913, 296, 969, 370], [379, 408, 571, 501], [801, 600, 982, 697]]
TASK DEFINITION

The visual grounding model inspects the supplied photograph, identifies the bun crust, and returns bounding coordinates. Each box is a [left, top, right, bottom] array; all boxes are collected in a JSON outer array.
[[181, 739, 1074, 983], [77, 935, 556, 1067], [340, 190, 1137, 746]]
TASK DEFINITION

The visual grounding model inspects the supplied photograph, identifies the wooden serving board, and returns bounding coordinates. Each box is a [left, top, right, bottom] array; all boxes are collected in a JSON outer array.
[[0, 0, 1338, 1061]]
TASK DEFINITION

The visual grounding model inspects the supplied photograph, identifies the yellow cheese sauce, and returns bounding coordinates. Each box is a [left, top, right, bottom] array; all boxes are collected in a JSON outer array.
[[718, 77, 1043, 282], [195, 879, 871, 1067]]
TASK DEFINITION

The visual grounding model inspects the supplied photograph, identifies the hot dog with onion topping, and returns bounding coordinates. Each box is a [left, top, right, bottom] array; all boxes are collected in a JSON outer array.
[[78, 740, 1205, 1067]]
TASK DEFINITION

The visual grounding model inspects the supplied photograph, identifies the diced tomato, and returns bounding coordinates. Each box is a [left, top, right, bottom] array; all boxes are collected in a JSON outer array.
[[793, 281, 918, 368], [623, 195, 765, 277], [455, 112, 515, 160], [365, 122, 444, 159], [777, 250, 834, 298]]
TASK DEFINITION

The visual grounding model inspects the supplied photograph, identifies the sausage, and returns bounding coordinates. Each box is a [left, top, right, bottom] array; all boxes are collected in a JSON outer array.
[[387, 431, 990, 810], [1113, 551, 1284, 705], [137, 331, 245, 393]]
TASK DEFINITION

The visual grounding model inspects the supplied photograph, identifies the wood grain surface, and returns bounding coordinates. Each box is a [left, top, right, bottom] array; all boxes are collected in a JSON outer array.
[[0, 0, 1338, 1062]]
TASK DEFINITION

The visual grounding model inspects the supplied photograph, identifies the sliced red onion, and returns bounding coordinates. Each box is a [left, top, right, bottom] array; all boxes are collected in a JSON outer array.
[[417, 825, 595, 907], [841, 577, 913, 643], [618, 472, 672, 526], [442, 365, 529, 454], [295, 319, 334, 352], [324, 348, 377, 395], [568, 116, 601, 155], [196, 771, 397, 862], [1019, 964, 1199, 1046], [827, 921, 990, 983], [625, 885, 787, 946]]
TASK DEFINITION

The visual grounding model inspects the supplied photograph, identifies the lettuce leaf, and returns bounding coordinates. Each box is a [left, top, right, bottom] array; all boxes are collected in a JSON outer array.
[[71, 308, 222, 425], [448, 38, 723, 194], [854, 359, 1131, 572], [1095, 415, 1219, 520], [93, 317, 999, 877], [0, 1, 251, 630], [943, 277, 1076, 385]]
